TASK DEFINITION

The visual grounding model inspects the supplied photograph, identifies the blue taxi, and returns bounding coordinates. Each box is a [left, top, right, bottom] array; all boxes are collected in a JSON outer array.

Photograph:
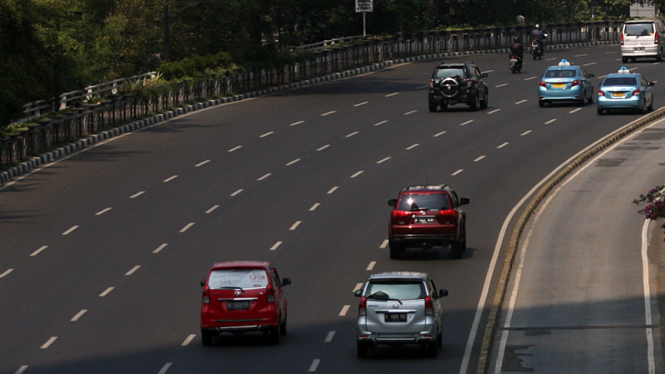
[[538, 60, 595, 107], [597, 67, 655, 115]]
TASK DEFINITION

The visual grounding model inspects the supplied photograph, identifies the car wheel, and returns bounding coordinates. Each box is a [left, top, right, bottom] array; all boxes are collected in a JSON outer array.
[[429, 103, 437, 112], [437, 329, 443, 348], [470, 94, 479, 111], [202, 331, 213, 346], [451, 238, 466, 259], [440, 103, 448, 111], [539, 101, 545, 108], [658, 50, 663, 62], [268, 325, 281, 344], [587, 94, 593, 104], [579, 96, 586, 106], [622, 57, 628, 63], [389, 240, 404, 260], [280, 315, 287, 336], [426, 342, 438, 357], [480, 91, 489, 109], [597, 107, 604, 115], [648, 98, 654, 111], [642, 101, 648, 114], [357, 342, 369, 358]]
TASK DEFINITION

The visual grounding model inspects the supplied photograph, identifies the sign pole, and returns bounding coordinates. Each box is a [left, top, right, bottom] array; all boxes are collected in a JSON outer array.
[[363, 12, 366, 37]]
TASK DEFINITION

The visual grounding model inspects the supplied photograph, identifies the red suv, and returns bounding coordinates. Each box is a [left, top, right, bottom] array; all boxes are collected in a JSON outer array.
[[388, 185, 469, 259], [200, 261, 291, 345]]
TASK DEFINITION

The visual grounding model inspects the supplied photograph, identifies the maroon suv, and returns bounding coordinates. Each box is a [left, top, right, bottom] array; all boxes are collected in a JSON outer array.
[[200, 261, 291, 345], [388, 185, 469, 259]]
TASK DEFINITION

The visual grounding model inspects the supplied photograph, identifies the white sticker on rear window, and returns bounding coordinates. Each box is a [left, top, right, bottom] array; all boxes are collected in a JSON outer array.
[[208, 269, 269, 289]]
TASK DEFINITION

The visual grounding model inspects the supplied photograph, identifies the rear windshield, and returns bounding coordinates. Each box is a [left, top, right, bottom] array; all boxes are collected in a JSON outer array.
[[398, 193, 450, 211], [602, 77, 638, 86], [624, 23, 654, 37], [366, 281, 426, 300], [434, 68, 465, 78], [208, 268, 269, 290], [544, 69, 576, 78]]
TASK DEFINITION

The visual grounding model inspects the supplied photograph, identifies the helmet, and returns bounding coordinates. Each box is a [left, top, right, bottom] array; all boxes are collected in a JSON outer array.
[[514, 37, 520, 43], [535, 24, 541, 29]]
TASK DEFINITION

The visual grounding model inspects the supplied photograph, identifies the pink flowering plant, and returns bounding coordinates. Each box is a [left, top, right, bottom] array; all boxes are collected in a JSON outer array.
[[634, 185, 665, 230]]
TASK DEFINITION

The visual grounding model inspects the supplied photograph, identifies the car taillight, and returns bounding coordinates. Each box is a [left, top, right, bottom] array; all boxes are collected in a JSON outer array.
[[429, 79, 434, 88], [539, 80, 547, 88], [621, 33, 624, 45], [598, 90, 605, 96], [358, 296, 367, 316], [425, 296, 434, 315], [266, 284, 275, 303], [655, 32, 659, 45], [440, 209, 458, 219], [633, 89, 641, 96], [571, 80, 580, 87], [202, 287, 210, 304]]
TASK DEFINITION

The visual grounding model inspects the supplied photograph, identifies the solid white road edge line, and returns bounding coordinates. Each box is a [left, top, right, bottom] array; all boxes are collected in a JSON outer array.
[[643, 219, 656, 374]]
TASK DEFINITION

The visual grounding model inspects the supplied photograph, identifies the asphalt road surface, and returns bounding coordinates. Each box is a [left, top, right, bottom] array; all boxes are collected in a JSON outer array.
[[1, 44, 662, 374]]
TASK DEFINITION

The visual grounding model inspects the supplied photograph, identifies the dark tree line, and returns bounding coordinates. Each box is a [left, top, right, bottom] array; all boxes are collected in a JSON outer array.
[[0, 0, 654, 126]]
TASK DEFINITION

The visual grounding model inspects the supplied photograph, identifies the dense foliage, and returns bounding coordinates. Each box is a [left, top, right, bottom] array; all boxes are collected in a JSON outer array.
[[0, 0, 659, 126]]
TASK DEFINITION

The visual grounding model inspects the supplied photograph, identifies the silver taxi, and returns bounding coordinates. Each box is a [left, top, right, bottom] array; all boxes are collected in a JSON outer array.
[[355, 272, 448, 358]]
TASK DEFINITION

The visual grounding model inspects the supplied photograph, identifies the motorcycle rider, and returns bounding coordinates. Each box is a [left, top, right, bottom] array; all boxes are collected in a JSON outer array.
[[530, 24, 545, 56], [510, 36, 525, 62]]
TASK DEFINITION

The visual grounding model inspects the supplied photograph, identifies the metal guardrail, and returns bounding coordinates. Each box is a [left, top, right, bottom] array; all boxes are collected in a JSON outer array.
[[2, 21, 623, 172], [292, 35, 372, 50]]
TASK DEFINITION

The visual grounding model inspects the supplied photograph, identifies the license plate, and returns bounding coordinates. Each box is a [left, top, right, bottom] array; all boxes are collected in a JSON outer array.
[[414, 216, 435, 224], [385, 313, 407, 322], [634, 47, 645, 51], [227, 301, 250, 310], [552, 83, 566, 88], [612, 92, 625, 97]]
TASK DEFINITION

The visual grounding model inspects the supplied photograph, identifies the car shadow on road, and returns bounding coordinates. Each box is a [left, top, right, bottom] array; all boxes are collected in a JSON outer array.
[[397, 246, 476, 261]]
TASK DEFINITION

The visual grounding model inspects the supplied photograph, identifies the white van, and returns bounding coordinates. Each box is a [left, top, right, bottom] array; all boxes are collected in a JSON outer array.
[[621, 19, 665, 62]]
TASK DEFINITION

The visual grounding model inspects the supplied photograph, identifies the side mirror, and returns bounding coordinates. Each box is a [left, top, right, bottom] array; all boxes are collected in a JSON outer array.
[[460, 197, 470, 206], [281, 278, 292, 286], [388, 199, 397, 207], [649, 82, 656, 86], [200, 280, 206, 287], [481, 73, 489, 78], [439, 289, 449, 298], [354, 289, 363, 297], [588, 73, 595, 78]]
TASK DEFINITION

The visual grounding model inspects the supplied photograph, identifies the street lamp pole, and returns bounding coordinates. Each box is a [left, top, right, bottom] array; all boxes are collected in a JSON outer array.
[[163, 4, 169, 61]]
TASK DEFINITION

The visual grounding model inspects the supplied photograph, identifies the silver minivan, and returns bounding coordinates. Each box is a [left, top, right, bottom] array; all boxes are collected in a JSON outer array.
[[355, 272, 448, 358], [621, 19, 665, 62]]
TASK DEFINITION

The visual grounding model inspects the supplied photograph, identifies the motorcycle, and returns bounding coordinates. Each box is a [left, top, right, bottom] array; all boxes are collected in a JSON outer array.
[[509, 54, 523, 73], [531, 33, 548, 60]]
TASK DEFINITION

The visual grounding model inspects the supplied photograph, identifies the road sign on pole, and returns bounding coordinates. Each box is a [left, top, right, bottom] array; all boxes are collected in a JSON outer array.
[[356, 0, 373, 12]]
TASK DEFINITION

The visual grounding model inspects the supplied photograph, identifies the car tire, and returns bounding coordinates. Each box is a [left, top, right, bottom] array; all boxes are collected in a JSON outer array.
[[579, 97, 586, 106], [597, 107, 604, 115], [389, 240, 404, 260], [470, 94, 479, 111], [268, 325, 281, 344], [202, 331, 213, 346], [426, 342, 438, 357], [587, 94, 593, 104], [429, 103, 437, 112], [642, 102, 648, 114], [658, 50, 663, 62], [357, 343, 369, 358], [451, 237, 466, 259], [648, 99, 654, 111], [480, 91, 489, 109], [539, 101, 545, 108], [622, 57, 628, 63], [437, 329, 443, 348], [280, 315, 287, 336], [440, 103, 448, 111]]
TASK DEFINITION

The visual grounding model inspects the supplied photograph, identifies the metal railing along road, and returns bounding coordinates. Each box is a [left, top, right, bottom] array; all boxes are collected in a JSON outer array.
[[1, 21, 623, 172]]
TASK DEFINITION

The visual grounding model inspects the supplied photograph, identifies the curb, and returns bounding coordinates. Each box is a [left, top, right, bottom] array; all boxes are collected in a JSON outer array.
[[475, 105, 665, 374], [0, 40, 620, 186]]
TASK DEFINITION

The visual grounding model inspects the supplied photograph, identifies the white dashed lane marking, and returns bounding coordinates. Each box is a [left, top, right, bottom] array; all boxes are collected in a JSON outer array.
[[569, 108, 582, 113], [377, 157, 391, 164], [404, 110, 417, 115], [451, 169, 463, 176], [125, 266, 141, 276], [270, 241, 283, 251], [99, 287, 114, 297], [374, 120, 388, 126], [488, 109, 501, 114], [460, 120, 473, 126], [40, 337, 57, 349], [309, 203, 320, 211], [96, 208, 112, 216], [339, 305, 350, 316], [524, 76, 537, 81], [130, 191, 145, 199], [289, 221, 301, 231], [574, 54, 588, 57], [474, 155, 486, 162], [354, 283, 363, 292], [545, 119, 557, 124], [228, 145, 242, 152], [1, 269, 14, 278], [286, 158, 301, 166], [497, 142, 509, 149], [351, 171, 364, 178], [71, 310, 87, 322], [521, 130, 532, 136], [325, 331, 336, 343], [495, 83, 508, 88], [180, 223, 195, 233], [206, 205, 219, 214], [230, 189, 243, 197], [163, 175, 178, 183], [317, 145, 330, 151], [308, 359, 321, 372], [515, 100, 527, 104], [31, 246, 48, 257], [328, 187, 338, 194], [321, 111, 336, 116], [366, 261, 376, 271], [380, 240, 388, 248], [346, 131, 359, 138], [406, 144, 419, 150], [153, 244, 168, 254], [62, 226, 79, 236], [182, 334, 196, 346], [15, 365, 28, 374], [158, 363, 172, 374], [354, 101, 368, 107], [257, 173, 271, 181], [260, 131, 274, 138], [385, 92, 399, 97], [289, 121, 304, 126], [583, 62, 597, 66], [195, 160, 210, 167], [434, 130, 447, 137]]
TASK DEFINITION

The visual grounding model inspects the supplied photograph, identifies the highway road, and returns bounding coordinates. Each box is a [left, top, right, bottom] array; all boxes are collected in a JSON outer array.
[[0, 44, 662, 374]]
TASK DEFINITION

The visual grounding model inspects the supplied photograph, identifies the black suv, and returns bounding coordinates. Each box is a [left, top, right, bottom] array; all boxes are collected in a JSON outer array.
[[388, 185, 470, 259], [428, 62, 489, 112]]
